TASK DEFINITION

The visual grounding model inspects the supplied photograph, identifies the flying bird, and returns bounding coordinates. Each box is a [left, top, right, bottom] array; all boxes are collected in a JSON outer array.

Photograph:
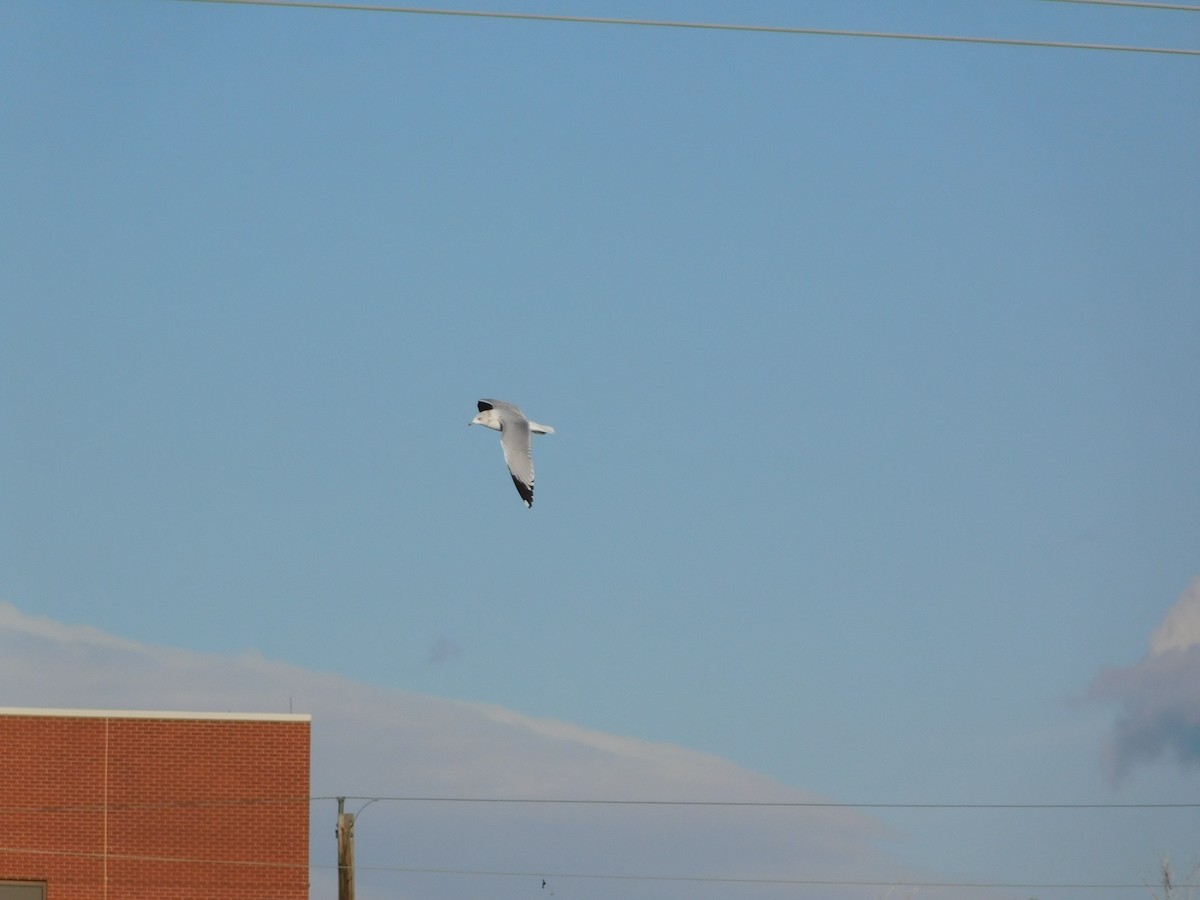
[[469, 399, 555, 507]]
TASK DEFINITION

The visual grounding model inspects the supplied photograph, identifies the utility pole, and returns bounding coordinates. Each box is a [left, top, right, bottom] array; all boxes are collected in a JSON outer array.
[[336, 797, 354, 900]]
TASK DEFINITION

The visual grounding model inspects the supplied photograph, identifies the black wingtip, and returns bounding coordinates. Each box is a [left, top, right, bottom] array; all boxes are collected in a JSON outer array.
[[511, 474, 534, 507], [477, 400, 494, 413]]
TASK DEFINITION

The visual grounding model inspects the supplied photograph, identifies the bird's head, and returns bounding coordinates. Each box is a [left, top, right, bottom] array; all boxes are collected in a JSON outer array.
[[469, 409, 502, 431]]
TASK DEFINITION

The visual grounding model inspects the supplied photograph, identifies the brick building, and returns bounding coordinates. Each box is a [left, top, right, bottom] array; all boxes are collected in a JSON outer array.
[[0, 708, 310, 900]]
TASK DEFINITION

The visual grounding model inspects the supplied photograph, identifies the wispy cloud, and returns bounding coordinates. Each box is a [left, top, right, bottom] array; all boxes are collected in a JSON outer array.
[[0, 602, 919, 900], [1087, 576, 1200, 782]]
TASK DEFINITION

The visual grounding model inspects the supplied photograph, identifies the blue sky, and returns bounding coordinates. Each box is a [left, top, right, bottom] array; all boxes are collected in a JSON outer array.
[[3, 1, 1199, 897]]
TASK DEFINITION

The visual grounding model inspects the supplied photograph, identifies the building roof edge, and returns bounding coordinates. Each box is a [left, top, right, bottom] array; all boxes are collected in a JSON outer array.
[[0, 706, 311, 722]]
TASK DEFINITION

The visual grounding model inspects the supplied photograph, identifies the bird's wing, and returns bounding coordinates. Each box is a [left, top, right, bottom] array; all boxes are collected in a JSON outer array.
[[499, 417, 535, 507], [479, 398, 523, 416]]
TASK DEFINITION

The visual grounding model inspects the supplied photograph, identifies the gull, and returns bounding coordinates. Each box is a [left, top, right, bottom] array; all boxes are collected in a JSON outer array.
[[469, 399, 555, 507]]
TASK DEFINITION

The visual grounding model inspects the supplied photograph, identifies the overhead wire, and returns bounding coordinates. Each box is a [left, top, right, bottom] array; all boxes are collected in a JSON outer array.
[[172, 0, 1200, 56], [0, 845, 1196, 891], [3, 794, 1196, 814], [340, 863, 1200, 891], [316, 794, 1200, 809], [3, 796, 1196, 890], [1038, 0, 1200, 10]]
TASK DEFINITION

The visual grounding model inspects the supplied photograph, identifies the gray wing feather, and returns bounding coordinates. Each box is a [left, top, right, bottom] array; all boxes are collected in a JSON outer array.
[[499, 418, 535, 502]]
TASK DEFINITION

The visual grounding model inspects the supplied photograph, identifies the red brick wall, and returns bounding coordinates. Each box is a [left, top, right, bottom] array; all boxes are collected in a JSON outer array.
[[0, 712, 310, 900]]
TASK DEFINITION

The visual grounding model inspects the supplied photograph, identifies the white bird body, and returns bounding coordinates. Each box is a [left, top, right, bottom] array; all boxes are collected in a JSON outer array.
[[469, 399, 554, 507]]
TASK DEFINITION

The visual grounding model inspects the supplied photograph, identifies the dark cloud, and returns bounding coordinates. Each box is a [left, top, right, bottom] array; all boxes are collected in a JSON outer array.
[[1087, 578, 1200, 782], [1089, 647, 1200, 781]]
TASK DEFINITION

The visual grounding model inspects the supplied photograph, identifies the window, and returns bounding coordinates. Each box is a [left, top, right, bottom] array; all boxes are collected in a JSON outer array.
[[0, 884, 45, 900]]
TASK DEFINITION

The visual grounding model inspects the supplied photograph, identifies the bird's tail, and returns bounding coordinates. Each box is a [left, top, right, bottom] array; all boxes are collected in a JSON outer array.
[[529, 422, 555, 435]]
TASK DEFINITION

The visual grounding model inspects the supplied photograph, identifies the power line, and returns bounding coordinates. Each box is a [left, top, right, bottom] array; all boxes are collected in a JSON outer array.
[[348, 863, 1200, 891], [317, 794, 1200, 809], [1, 845, 1195, 891], [173, 0, 1200, 57], [1040, 0, 1200, 10], [5, 794, 1193, 814], [348, 863, 1199, 890]]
